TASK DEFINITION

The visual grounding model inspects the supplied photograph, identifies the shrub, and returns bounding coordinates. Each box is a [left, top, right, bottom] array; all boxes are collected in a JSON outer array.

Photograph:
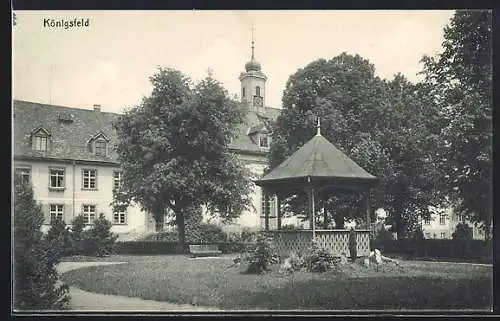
[[142, 230, 179, 242], [115, 241, 182, 255], [13, 176, 70, 310], [86, 213, 118, 257], [143, 222, 228, 243], [186, 222, 227, 243], [452, 223, 474, 241], [245, 233, 276, 274], [452, 223, 474, 258], [68, 215, 88, 255], [45, 217, 72, 260], [304, 239, 339, 273], [348, 227, 357, 261], [288, 252, 306, 272], [412, 227, 425, 241]]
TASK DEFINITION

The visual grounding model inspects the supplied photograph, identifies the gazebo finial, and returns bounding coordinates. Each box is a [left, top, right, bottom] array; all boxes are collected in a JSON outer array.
[[316, 117, 321, 136]]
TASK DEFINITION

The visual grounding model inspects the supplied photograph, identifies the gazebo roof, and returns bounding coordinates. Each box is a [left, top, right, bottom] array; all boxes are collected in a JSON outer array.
[[254, 129, 377, 187]]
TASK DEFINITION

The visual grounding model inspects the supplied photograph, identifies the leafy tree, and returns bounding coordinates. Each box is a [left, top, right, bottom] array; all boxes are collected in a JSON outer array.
[[113, 68, 252, 251], [380, 75, 446, 239], [13, 175, 70, 310], [420, 10, 493, 239], [270, 53, 443, 239]]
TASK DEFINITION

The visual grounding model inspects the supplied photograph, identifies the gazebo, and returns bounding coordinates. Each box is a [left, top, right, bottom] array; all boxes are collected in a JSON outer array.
[[254, 119, 378, 258]]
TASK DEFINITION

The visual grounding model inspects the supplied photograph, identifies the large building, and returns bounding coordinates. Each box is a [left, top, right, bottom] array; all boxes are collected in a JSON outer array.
[[421, 207, 487, 240], [13, 41, 283, 240]]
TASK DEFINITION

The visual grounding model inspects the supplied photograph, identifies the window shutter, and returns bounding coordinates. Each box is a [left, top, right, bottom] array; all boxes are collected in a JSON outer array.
[[41, 203, 51, 225], [88, 141, 93, 153]]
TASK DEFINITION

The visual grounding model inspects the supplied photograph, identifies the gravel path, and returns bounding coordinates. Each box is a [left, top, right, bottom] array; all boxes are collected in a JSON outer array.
[[57, 262, 221, 311]]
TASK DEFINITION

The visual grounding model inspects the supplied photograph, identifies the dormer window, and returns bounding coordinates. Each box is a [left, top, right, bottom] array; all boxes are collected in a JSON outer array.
[[95, 140, 107, 156], [31, 127, 51, 151], [259, 133, 270, 148], [34, 135, 48, 151], [88, 131, 110, 157]]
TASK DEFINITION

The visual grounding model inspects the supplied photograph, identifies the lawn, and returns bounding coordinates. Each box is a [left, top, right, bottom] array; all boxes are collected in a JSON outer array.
[[60, 255, 493, 310]]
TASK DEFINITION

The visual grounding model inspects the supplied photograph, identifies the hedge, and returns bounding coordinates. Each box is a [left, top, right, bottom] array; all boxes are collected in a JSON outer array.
[[114, 241, 254, 255], [371, 238, 491, 261]]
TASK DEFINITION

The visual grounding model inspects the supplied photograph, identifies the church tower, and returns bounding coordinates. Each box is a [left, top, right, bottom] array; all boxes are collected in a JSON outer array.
[[239, 28, 267, 112]]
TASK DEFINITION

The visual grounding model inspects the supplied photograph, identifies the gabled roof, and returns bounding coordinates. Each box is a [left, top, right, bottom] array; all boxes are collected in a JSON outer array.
[[30, 126, 51, 136], [87, 130, 110, 144], [254, 132, 377, 187], [13, 100, 281, 163], [13, 100, 119, 163]]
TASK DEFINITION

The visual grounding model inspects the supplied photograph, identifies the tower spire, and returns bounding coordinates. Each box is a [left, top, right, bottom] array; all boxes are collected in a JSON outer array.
[[251, 24, 255, 59], [316, 117, 321, 136]]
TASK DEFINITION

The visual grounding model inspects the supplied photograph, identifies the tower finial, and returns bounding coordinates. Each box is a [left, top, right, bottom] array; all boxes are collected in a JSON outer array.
[[316, 117, 321, 136], [251, 24, 255, 59]]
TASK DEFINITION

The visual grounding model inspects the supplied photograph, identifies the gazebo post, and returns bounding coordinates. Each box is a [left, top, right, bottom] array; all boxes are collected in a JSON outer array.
[[363, 190, 371, 230], [276, 192, 282, 230], [308, 184, 316, 239], [264, 188, 270, 231]]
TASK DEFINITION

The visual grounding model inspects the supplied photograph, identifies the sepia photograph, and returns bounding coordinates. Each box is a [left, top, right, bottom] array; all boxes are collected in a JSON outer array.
[[12, 9, 493, 314]]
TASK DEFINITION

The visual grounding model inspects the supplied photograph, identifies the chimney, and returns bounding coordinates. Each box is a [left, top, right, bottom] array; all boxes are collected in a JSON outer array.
[[93, 104, 101, 112]]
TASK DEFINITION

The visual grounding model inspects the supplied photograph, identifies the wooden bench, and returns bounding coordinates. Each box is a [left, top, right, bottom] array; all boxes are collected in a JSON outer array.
[[189, 244, 222, 257]]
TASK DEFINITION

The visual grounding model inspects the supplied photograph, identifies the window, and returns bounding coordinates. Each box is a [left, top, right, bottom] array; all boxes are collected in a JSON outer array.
[[424, 218, 430, 225], [82, 169, 97, 189], [242, 87, 246, 98], [439, 213, 446, 225], [259, 134, 269, 148], [82, 205, 96, 224], [95, 140, 107, 156], [113, 211, 127, 225], [155, 221, 164, 232], [255, 86, 261, 97], [33, 135, 48, 151], [457, 214, 465, 223], [113, 171, 122, 191], [15, 167, 31, 184], [441, 232, 446, 239], [50, 204, 64, 222], [49, 168, 65, 189]]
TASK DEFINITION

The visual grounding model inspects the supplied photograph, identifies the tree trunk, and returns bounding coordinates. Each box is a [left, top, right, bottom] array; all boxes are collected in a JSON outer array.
[[334, 214, 344, 229], [323, 208, 329, 229], [154, 208, 165, 232], [393, 204, 404, 240], [175, 210, 186, 254]]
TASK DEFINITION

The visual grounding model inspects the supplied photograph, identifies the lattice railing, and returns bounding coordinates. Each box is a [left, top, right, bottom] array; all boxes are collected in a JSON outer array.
[[270, 230, 371, 258]]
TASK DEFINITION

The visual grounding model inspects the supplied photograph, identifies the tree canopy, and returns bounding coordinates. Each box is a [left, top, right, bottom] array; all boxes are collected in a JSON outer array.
[[421, 10, 492, 239], [113, 68, 253, 250], [269, 53, 444, 238]]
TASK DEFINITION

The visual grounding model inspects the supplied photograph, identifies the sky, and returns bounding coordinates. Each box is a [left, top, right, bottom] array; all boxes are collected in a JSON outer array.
[[13, 10, 455, 114]]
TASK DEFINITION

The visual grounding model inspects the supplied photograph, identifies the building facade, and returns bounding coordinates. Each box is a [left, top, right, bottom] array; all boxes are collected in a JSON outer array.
[[421, 207, 486, 240], [13, 43, 282, 240]]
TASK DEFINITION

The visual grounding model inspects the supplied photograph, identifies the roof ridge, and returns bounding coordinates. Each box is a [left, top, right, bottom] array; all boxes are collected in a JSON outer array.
[[13, 99, 122, 116]]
